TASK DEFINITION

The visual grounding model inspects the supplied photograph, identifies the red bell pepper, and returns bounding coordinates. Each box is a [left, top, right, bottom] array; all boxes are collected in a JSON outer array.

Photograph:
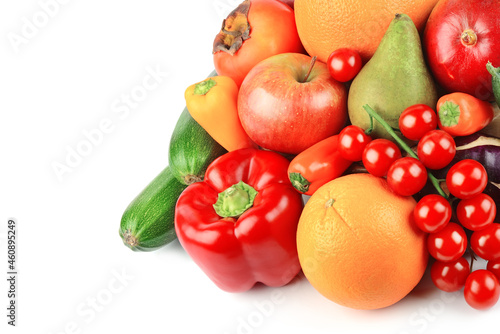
[[174, 148, 304, 292]]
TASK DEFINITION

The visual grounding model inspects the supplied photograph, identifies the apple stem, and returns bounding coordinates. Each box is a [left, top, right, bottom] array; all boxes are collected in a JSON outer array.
[[302, 56, 317, 83]]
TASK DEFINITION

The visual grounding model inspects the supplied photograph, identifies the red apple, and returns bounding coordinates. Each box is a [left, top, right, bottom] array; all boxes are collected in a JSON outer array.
[[423, 0, 500, 101], [238, 53, 347, 154]]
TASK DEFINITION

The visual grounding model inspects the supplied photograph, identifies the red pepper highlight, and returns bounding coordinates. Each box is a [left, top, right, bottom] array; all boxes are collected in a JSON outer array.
[[174, 148, 304, 292]]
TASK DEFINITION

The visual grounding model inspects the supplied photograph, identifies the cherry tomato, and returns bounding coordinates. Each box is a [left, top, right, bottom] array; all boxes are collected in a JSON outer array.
[[487, 260, 500, 282], [431, 257, 470, 292], [362, 139, 401, 177], [446, 160, 488, 199], [338, 125, 372, 161], [470, 223, 500, 261], [398, 104, 438, 141], [326, 48, 362, 82], [457, 193, 496, 231], [427, 222, 467, 262], [213, 0, 304, 87], [414, 194, 452, 233], [464, 270, 500, 310], [387, 157, 428, 196], [417, 130, 456, 170]]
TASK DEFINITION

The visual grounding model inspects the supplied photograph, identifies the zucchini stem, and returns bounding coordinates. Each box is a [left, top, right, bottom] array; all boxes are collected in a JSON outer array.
[[123, 229, 138, 248]]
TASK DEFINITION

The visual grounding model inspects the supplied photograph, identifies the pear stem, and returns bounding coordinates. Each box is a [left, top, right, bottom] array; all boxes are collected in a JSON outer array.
[[302, 56, 317, 82]]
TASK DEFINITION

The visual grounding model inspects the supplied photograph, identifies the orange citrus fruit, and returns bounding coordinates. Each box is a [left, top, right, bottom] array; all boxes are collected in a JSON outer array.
[[296, 173, 428, 310], [294, 0, 440, 62]]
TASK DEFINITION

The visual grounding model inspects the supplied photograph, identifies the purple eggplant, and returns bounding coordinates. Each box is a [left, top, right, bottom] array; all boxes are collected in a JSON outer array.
[[432, 133, 500, 183], [428, 133, 500, 222], [484, 182, 500, 222]]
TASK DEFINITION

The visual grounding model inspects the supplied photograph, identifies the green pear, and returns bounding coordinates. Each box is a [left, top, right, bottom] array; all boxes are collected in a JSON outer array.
[[348, 13, 437, 140]]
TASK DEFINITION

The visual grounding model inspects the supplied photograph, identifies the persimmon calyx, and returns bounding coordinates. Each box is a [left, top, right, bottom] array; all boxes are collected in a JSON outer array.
[[212, 0, 251, 55]]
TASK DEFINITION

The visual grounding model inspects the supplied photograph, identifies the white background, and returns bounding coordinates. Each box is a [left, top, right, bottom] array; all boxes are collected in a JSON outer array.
[[0, 1, 498, 333]]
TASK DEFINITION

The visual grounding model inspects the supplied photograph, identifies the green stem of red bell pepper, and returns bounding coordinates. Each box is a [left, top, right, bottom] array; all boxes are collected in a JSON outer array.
[[213, 181, 258, 218]]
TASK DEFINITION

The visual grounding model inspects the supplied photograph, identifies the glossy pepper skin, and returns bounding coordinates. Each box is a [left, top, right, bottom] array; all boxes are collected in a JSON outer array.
[[437, 92, 494, 137], [185, 75, 255, 152], [175, 148, 304, 292], [288, 135, 352, 195]]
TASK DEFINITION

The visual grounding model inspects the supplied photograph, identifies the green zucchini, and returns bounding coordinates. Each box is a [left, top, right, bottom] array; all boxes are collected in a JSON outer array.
[[168, 70, 226, 185], [119, 70, 226, 251], [119, 166, 186, 251]]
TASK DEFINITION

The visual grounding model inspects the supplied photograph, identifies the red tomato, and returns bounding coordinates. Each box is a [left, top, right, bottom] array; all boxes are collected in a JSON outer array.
[[457, 193, 496, 231], [338, 125, 371, 161], [417, 130, 456, 170], [423, 0, 500, 101], [387, 157, 428, 197], [362, 139, 401, 177], [213, 0, 303, 87], [414, 194, 452, 233], [487, 260, 500, 282], [431, 257, 470, 292], [398, 104, 438, 141], [470, 223, 500, 261], [446, 160, 488, 199], [464, 270, 500, 310], [427, 222, 467, 263], [326, 48, 362, 82]]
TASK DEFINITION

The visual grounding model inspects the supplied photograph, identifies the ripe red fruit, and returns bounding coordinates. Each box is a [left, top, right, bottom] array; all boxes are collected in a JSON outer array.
[[414, 194, 452, 233], [446, 160, 488, 199], [424, 0, 500, 101], [238, 53, 347, 154], [338, 125, 371, 161], [470, 223, 500, 261], [427, 222, 467, 262], [417, 130, 456, 170], [464, 270, 500, 310], [327, 48, 362, 82], [387, 157, 427, 197], [362, 139, 401, 177], [431, 257, 470, 292], [398, 104, 438, 141], [457, 193, 496, 231], [487, 260, 500, 282]]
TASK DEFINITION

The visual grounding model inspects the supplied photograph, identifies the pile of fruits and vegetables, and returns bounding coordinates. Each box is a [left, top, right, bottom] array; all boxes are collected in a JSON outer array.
[[119, 0, 500, 311]]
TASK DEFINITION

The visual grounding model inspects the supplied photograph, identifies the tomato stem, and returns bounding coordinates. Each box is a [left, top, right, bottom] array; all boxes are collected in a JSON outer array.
[[469, 247, 477, 272], [363, 104, 448, 199], [365, 115, 374, 135], [302, 56, 317, 82]]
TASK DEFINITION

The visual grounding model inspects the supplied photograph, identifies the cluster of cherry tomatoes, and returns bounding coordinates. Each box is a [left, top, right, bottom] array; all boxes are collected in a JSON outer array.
[[336, 104, 453, 196], [418, 161, 499, 310], [336, 103, 500, 310]]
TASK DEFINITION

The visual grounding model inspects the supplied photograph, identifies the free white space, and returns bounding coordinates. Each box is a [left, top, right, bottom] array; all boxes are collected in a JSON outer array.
[[0, 1, 497, 333]]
